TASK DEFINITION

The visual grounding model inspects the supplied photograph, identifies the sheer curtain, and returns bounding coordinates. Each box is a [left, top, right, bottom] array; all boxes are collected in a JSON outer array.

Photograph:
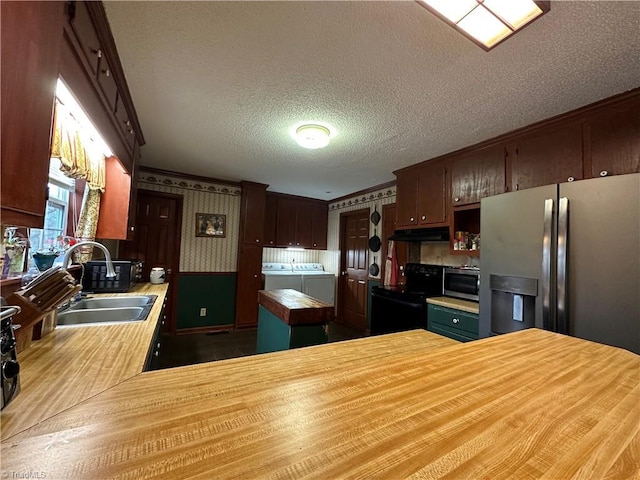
[[50, 100, 106, 262]]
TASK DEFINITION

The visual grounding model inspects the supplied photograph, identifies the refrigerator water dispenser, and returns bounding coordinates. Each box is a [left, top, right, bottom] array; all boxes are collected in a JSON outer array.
[[489, 275, 538, 334]]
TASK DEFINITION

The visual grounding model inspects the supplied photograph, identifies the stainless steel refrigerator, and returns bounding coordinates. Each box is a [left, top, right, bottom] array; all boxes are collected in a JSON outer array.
[[479, 173, 639, 354]]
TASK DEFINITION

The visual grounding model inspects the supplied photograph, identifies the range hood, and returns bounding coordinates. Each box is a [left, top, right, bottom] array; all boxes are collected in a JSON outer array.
[[389, 227, 450, 242]]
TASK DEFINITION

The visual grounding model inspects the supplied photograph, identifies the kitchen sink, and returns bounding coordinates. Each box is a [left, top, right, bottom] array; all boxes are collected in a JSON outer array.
[[71, 295, 156, 309], [57, 295, 156, 326], [57, 307, 148, 325]]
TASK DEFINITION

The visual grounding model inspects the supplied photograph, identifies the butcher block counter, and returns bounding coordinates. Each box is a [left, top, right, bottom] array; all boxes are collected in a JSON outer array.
[[0, 282, 168, 441], [2, 328, 639, 479]]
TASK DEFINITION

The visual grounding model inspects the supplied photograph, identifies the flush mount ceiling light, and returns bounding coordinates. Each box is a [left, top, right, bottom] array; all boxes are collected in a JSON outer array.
[[417, 0, 549, 51], [295, 124, 331, 149]]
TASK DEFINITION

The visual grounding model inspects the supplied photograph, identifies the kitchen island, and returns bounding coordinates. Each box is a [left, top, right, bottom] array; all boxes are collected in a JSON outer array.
[[0, 282, 168, 440], [1, 327, 638, 478], [256, 288, 332, 353]]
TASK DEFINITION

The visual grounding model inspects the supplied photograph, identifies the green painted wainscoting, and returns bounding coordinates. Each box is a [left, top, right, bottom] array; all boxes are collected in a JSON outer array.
[[367, 279, 380, 331], [176, 273, 236, 330]]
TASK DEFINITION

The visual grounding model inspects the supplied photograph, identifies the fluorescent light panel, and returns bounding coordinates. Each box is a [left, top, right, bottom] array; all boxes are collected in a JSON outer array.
[[420, 0, 547, 50]]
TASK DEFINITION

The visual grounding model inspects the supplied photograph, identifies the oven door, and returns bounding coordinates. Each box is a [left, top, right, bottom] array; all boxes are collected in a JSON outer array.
[[371, 289, 426, 335]]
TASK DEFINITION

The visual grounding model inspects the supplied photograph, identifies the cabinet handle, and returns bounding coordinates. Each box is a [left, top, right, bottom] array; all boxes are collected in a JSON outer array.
[[452, 318, 460, 324], [93, 48, 102, 58], [253, 274, 258, 278], [600, 170, 608, 177], [157, 342, 161, 348], [161, 320, 165, 326], [288, 242, 292, 246], [103, 68, 111, 77], [154, 351, 159, 357], [567, 176, 575, 182], [515, 184, 520, 191], [421, 215, 426, 221], [130, 226, 135, 232], [410, 217, 415, 222], [313, 243, 317, 247], [454, 197, 460, 203], [296, 242, 300, 246], [255, 239, 260, 243]]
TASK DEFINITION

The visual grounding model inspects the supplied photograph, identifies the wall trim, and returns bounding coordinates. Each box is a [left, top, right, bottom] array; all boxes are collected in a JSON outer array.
[[176, 325, 234, 335], [139, 166, 242, 189], [179, 271, 236, 275], [329, 186, 396, 211], [139, 171, 241, 196], [330, 180, 396, 204]]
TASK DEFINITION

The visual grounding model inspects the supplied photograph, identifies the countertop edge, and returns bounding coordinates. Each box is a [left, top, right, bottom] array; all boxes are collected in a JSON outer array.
[[427, 296, 480, 314]]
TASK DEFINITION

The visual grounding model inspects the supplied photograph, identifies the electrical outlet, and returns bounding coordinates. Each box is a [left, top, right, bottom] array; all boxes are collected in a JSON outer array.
[[200, 307, 206, 317]]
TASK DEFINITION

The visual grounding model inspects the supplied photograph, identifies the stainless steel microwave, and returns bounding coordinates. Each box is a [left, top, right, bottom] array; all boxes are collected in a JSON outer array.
[[443, 267, 480, 302]]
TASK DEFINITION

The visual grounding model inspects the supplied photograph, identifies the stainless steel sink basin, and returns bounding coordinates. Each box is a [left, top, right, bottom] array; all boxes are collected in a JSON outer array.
[[57, 307, 147, 325], [71, 295, 154, 309], [57, 295, 157, 326]]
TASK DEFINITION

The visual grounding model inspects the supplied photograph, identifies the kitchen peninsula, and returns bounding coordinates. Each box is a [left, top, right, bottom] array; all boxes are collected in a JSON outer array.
[[1, 327, 638, 478], [0, 282, 168, 441]]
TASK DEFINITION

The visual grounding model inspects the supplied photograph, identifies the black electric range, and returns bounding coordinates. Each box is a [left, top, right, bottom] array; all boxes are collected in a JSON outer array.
[[370, 263, 443, 335]]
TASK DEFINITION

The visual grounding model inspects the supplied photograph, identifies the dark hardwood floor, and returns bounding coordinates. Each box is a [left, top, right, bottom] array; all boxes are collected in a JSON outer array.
[[154, 321, 366, 370]]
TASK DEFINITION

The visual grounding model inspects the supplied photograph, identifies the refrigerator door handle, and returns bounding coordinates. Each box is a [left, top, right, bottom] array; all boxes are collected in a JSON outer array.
[[542, 198, 554, 331], [557, 197, 569, 334]]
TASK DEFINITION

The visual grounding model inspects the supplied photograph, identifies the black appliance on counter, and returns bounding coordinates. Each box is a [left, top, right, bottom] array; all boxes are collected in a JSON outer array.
[[1, 299, 21, 410], [371, 263, 443, 335], [82, 259, 143, 293]]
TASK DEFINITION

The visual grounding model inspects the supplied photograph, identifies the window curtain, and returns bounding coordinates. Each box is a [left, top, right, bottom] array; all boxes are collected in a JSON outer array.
[[51, 100, 106, 262]]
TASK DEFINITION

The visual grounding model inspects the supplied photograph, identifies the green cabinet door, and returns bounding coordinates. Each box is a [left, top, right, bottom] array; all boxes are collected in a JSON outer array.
[[428, 304, 479, 342]]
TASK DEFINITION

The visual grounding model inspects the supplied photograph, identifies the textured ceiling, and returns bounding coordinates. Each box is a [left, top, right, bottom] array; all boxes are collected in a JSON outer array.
[[103, 1, 640, 200]]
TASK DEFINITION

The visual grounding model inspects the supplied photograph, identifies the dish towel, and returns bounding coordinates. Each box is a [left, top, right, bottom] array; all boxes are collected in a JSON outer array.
[[384, 240, 399, 286]]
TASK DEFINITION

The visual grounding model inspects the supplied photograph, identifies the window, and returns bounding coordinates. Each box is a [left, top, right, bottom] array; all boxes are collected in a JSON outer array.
[[28, 159, 75, 257]]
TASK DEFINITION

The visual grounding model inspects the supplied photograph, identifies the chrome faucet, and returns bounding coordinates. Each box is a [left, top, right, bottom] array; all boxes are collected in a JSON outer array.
[[62, 241, 116, 278]]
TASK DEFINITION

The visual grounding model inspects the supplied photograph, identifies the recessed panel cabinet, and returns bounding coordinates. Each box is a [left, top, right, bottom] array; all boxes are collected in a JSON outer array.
[[510, 123, 583, 191], [450, 145, 506, 206], [395, 161, 447, 229], [1, 1, 65, 228], [266, 194, 328, 249], [588, 105, 640, 178], [235, 245, 263, 329]]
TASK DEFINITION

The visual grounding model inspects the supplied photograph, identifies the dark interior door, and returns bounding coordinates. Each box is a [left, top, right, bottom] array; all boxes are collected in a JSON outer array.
[[338, 209, 369, 330], [120, 189, 183, 332]]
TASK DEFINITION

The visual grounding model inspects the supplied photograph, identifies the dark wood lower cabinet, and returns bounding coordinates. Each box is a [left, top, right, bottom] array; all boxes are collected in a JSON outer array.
[[234, 244, 263, 328]]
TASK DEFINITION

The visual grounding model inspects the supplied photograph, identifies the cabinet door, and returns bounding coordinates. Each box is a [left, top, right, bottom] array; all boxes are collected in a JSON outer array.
[[95, 156, 132, 239], [451, 145, 506, 206], [1, 1, 65, 228], [276, 197, 296, 247], [589, 105, 640, 177], [68, 0, 101, 76], [295, 202, 313, 248], [263, 194, 278, 247], [240, 183, 266, 245], [418, 160, 446, 225], [395, 169, 419, 228], [511, 123, 583, 191], [235, 244, 263, 328], [427, 304, 478, 341], [310, 202, 328, 249]]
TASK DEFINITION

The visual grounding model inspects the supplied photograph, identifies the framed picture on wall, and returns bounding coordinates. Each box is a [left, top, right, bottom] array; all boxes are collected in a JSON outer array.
[[195, 213, 226, 238]]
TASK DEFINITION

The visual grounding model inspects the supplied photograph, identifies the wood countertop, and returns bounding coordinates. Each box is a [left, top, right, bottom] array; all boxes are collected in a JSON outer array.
[[258, 288, 333, 325], [427, 295, 480, 314], [0, 282, 168, 441], [2, 328, 638, 479]]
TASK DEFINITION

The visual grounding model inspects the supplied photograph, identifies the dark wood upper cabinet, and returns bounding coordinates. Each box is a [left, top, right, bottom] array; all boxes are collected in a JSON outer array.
[[263, 193, 278, 247], [417, 160, 447, 225], [311, 202, 328, 249], [295, 203, 313, 248], [395, 168, 419, 228], [510, 122, 583, 191], [239, 182, 267, 245], [395, 160, 447, 229], [275, 197, 297, 247], [1, 1, 65, 228], [450, 145, 506, 206], [588, 104, 640, 178]]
